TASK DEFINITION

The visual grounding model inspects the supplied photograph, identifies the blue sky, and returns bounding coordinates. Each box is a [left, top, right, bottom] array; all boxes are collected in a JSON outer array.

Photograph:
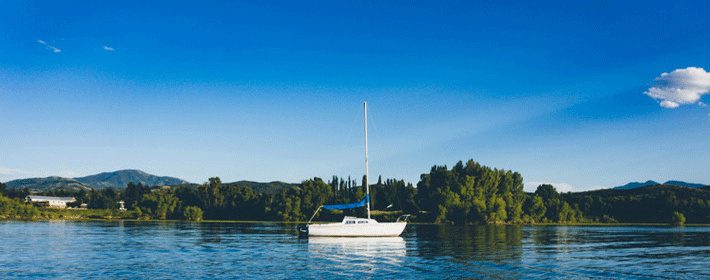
[[2, 1, 709, 192]]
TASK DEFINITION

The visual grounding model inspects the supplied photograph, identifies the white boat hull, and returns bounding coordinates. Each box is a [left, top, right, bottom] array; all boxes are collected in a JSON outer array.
[[305, 217, 406, 237]]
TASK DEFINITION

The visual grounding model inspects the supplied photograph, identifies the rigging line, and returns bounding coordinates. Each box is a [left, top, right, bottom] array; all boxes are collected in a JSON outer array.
[[367, 104, 386, 174], [336, 103, 367, 185], [343, 104, 362, 153]]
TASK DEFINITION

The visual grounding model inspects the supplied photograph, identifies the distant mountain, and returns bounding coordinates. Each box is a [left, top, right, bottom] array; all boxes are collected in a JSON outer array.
[[614, 180, 707, 190], [4, 169, 296, 194], [613, 180, 659, 190], [5, 169, 190, 192], [5, 176, 93, 192], [664, 181, 707, 189], [74, 169, 189, 189]]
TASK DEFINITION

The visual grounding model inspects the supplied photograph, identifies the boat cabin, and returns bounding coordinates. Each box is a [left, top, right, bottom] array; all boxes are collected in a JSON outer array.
[[342, 216, 378, 224]]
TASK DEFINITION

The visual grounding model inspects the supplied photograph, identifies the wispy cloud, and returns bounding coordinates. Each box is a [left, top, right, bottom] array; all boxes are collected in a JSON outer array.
[[0, 166, 31, 176], [0, 166, 38, 181], [103, 46, 115, 51], [0, 167, 88, 181], [644, 67, 710, 108], [37, 39, 61, 53]]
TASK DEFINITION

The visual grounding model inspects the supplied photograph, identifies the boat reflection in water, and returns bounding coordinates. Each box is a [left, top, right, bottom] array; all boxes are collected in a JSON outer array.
[[305, 237, 407, 274], [307, 237, 406, 253]]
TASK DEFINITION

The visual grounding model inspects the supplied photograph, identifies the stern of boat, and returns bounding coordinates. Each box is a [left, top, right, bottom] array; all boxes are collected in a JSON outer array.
[[296, 224, 309, 238]]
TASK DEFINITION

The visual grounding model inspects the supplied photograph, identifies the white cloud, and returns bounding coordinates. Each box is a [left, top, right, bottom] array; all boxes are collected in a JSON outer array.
[[644, 67, 710, 108], [554, 183, 573, 193], [524, 181, 574, 193], [37, 39, 46, 44], [699, 101, 708, 108], [660, 100, 680, 108], [47, 46, 61, 53], [103, 46, 115, 51]]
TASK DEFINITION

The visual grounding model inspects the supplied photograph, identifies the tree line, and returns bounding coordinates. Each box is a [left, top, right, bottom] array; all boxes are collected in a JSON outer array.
[[2, 159, 709, 224], [0, 182, 39, 219]]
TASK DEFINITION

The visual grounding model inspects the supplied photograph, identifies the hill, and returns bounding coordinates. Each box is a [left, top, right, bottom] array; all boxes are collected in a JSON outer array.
[[5, 177, 93, 192], [664, 180, 707, 189], [5, 169, 189, 192], [613, 180, 707, 190], [613, 180, 659, 190], [4, 169, 296, 195], [564, 184, 710, 223], [74, 169, 188, 189], [575, 184, 710, 199]]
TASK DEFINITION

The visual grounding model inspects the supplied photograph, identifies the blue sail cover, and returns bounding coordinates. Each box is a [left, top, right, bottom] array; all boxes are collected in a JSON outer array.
[[322, 195, 369, 210]]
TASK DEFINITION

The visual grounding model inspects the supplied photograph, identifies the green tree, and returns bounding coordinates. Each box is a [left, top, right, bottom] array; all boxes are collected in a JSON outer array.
[[535, 184, 560, 222], [198, 177, 225, 218], [3, 187, 30, 200], [416, 165, 449, 214], [671, 211, 685, 226], [183, 206, 203, 221], [399, 182, 418, 214], [122, 182, 151, 210], [88, 188, 120, 209], [558, 202, 573, 223], [506, 171, 525, 222], [137, 192, 180, 219], [437, 189, 461, 222], [300, 178, 334, 214], [0, 194, 38, 220], [172, 185, 200, 208], [222, 185, 259, 220], [413, 159, 525, 224], [271, 187, 303, 221], [524, 195, 546, 222]]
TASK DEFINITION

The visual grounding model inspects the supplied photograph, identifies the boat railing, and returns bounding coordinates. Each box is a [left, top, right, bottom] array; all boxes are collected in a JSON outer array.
[[396, 214, 412, 223], [307, 205, 323, 224]]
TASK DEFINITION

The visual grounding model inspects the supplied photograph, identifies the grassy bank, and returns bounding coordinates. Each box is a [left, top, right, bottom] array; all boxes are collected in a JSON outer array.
[[20, 210, 710, 227], [36, 208, 135, 220]]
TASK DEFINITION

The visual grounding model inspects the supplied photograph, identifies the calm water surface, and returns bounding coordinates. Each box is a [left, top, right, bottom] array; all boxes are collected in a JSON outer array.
[[2, 220, 709, 279]]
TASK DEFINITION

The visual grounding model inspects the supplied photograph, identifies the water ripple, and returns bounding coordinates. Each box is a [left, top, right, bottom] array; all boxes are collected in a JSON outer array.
[[3, 221, 710, 278]]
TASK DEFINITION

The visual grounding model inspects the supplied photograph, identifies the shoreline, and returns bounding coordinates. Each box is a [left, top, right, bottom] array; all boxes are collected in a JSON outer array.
[[5, 217, 710, 227]]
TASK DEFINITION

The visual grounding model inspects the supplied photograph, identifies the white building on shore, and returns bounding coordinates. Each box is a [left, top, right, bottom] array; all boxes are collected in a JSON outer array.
[[25, 195, 76, 208]]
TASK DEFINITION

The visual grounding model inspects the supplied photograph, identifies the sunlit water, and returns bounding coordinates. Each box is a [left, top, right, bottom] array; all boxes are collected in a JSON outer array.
[[2, 221, 709, 279]]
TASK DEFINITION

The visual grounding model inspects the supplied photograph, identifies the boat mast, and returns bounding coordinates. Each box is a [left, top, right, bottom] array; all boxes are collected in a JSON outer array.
[[364, 101, 370, 220]]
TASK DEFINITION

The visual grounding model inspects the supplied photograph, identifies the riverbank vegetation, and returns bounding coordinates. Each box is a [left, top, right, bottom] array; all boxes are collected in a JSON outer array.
[[0, 193, 39, 220], [2, 159, 708, 225]]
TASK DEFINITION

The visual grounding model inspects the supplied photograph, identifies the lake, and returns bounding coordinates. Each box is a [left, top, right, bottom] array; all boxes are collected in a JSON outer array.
[[1, 221, 709, 279]]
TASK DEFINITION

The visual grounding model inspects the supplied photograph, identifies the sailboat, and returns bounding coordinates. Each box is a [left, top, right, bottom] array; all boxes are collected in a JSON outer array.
[[298, 102, 408, 237]]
